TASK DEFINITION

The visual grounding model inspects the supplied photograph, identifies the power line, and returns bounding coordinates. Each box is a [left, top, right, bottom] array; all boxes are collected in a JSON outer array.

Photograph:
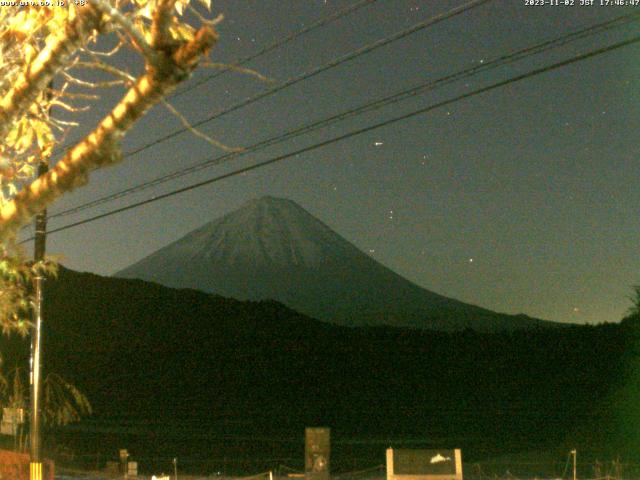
[[48, 10, 640, 220], [51, 0, 490, 160], [59, 0, 494, 164], [21, 33, 640, 242]]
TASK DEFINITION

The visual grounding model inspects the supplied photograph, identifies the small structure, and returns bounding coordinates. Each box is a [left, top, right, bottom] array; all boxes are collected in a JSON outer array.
[[1, 407, 24, 436], [119, 448, 129, 475], [305, 427, 330, 480], [386, 449, 462, 480]]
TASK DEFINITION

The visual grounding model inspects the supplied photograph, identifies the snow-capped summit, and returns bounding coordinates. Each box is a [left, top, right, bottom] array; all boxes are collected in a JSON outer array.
[[175, 195, 358, 268], [115, 196, 554, 331]]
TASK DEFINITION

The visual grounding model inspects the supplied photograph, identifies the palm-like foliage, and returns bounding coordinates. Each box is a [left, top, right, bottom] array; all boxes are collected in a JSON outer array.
[[0, 367, 91, 427], [627, 285, 640, 320], [42, 373, 92, 426]]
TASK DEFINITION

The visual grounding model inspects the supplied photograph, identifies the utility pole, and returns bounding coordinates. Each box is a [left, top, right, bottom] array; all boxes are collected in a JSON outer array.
[[30, 160, 48, 480]]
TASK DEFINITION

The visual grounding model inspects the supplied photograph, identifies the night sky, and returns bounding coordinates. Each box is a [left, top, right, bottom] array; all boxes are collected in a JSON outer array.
[[22, 0, 640, 325]]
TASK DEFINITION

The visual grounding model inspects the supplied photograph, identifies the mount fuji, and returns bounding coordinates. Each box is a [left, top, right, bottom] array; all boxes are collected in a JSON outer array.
[[115, 196, 557, 331]]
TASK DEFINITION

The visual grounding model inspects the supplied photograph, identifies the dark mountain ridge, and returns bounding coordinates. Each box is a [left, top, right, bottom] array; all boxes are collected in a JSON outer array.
[[115, 196, 561, 332], [0, 267, 632, 473]]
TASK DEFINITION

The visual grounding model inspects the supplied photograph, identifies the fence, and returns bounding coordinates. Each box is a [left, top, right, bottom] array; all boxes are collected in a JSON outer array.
[[51, 457, 640, 478]]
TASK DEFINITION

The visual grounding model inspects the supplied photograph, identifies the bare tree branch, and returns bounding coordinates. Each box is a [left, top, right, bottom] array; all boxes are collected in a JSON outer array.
[[151, 0, 178, 50], [88, 0, 158, 64], [61, 71, 125, 89], [82, 38, 125, 57], [200, 61, 273, 83], [71, 60, 136, 84], [161, 99, 242, 152]]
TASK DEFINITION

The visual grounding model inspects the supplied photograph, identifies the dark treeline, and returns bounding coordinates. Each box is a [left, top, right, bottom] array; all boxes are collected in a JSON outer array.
[[2, 267, 639, 474]]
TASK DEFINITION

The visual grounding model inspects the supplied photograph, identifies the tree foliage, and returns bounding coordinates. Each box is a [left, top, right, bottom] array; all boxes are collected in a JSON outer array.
[[626, 285, 640, 321], [42, 372, 92, 426], [0, 0, 219, 332], [0, 367, 91, 428]]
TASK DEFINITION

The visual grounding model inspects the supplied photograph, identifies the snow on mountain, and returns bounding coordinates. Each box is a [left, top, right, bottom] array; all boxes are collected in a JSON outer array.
[[115, 196, 554, 331]]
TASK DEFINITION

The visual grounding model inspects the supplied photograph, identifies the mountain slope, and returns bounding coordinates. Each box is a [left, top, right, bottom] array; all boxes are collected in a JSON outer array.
[[116, 196, 557, 331]]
